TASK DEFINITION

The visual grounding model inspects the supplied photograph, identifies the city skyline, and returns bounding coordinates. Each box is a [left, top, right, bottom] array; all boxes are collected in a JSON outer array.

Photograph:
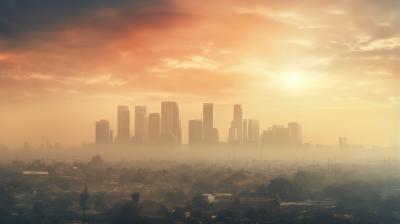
[[95, 102, 305, 147], [0, 0, 398, 147], [0, 98, 396, 148]]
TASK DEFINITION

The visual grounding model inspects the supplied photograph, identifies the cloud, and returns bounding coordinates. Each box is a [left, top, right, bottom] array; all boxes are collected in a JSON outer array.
[[389, 96, 400, 104], [0, 0, 172, 42], [73, 74, 127, 86], [359, 37, 400, 51], [365, 71, 392, 77], [162, 56, 218, 70], [7, 73, 54, 81], [0, 0, 399, 101], [301, 56, 334, 67]]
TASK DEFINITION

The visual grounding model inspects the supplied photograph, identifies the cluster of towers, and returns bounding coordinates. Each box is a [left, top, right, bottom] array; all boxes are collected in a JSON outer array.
[[188, 103, 219, 145], [261, 123, 302, 147], [95, 102, 302, 147], [95, 102, 217, 146], [228, 104, 260, 145], [226, 104, 302, 147], [96, 102, 182, 145]]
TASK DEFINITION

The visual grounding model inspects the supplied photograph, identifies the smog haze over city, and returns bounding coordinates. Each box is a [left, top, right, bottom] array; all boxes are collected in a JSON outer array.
[[0, 0, 399, 224]]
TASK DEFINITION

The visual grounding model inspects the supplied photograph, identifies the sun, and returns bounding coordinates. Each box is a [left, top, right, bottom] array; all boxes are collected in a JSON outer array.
[[285, 73, 303, 89]]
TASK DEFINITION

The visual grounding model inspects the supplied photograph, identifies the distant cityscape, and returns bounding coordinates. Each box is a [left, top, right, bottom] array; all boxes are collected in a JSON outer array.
[[94, 102, 349, 148]]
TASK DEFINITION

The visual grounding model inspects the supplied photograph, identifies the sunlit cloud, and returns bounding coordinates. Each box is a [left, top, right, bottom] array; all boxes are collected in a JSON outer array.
[[359, 37, 400, 51], [389, 96, 400, 104], [8, 73, 54, 81], [75, 74, 127, 86], [162, 56, 219, 70]]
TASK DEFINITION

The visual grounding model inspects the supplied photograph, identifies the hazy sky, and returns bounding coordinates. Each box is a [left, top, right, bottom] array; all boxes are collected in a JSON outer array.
[[0, 0, 399, 147]]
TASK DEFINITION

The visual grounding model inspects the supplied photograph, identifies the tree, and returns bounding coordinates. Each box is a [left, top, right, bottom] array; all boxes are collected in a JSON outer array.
[[0, 185, 15, 224], [131, 192, 140, 205], [191, 194, 209, 209], [80, 184, 90, 223], [268, 177, 302, 200], [108, 192, 142, 224]]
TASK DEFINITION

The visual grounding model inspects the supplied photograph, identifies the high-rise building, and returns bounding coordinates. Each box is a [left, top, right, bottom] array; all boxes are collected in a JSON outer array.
[[247, 119, 260, 145], [95, 120, 112, 144], [188, 120, 203, 145], [135, 106, 147, 144], [161, 101, 181, 145], [117, 105, 130, 143], [203, 103, 214, 143], [243, 119, 248, 143], [288, 122, 302, 146], [229, 104, 243, 144], [261, 125, 290, 147], [210, 128, 219, 144], [229, 121, 236, 143], [148, 113, 161, 144]]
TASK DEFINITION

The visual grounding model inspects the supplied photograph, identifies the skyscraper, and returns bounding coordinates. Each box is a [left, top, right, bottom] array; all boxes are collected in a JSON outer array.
[[247, 119, 260, 145], [229, 104, 243, 144], [243, 119, 248, 144], [288, 122, 302, 146], [202, 103, 219, 145], [135, 106, 147, 144], [188, 120, 203, 145], [148, 113, 161, 144], [261, 125, 290, 147], [95, 120, 112, 144], [161, 101, 181, 145], [117, 105, 130, 143], [209, 128, 219, 144], [203, 103, 213, 142]]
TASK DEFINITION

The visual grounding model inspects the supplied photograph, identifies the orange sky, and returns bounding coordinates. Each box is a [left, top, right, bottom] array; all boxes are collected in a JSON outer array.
[[0, 0, 399, 147]]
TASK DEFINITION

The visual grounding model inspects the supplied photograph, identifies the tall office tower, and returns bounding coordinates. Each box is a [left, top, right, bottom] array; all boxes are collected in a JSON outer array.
[[203, 103, 214, 144], [242, 119, 248, 144], [288, 122, 302, 146], [210, 128, 219, 143], [261, 125, 290, 147], [188, 120, 203, 145], [161, 101, 181, 145], [274, 125, 290, 147], [229, 104, 243, 144], [109, 130, 113, 143], [247, 119, 260, 145], [135, 106, 147, 144], [148, 113, 161, 144], [117, 105, 130, 143], [95, 120, 112, 144], [228, 122, 236, 143]]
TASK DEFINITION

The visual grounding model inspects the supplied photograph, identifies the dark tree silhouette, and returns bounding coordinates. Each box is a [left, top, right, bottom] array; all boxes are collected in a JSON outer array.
[[108, 192, 142, 224], [80, 184, 90, 223], [131, 192, 140, 205]]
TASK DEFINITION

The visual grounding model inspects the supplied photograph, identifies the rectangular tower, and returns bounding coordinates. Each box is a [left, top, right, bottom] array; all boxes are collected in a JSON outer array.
[[229, 104, 243, 144], [96, 120, 112, 144], [288, 122, 302, 147], [188, 120, 203, 145], [203, 103, 213, 142], [161, 101, 181, 145], [117, 105, 130, 143], [148, 113, 161, 144], [247, 119, 260, 145], [135, 106, 147, 144]]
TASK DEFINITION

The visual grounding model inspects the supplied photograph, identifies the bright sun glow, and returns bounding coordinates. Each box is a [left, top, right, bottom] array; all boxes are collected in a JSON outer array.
[[285, 73, 303, 89]]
